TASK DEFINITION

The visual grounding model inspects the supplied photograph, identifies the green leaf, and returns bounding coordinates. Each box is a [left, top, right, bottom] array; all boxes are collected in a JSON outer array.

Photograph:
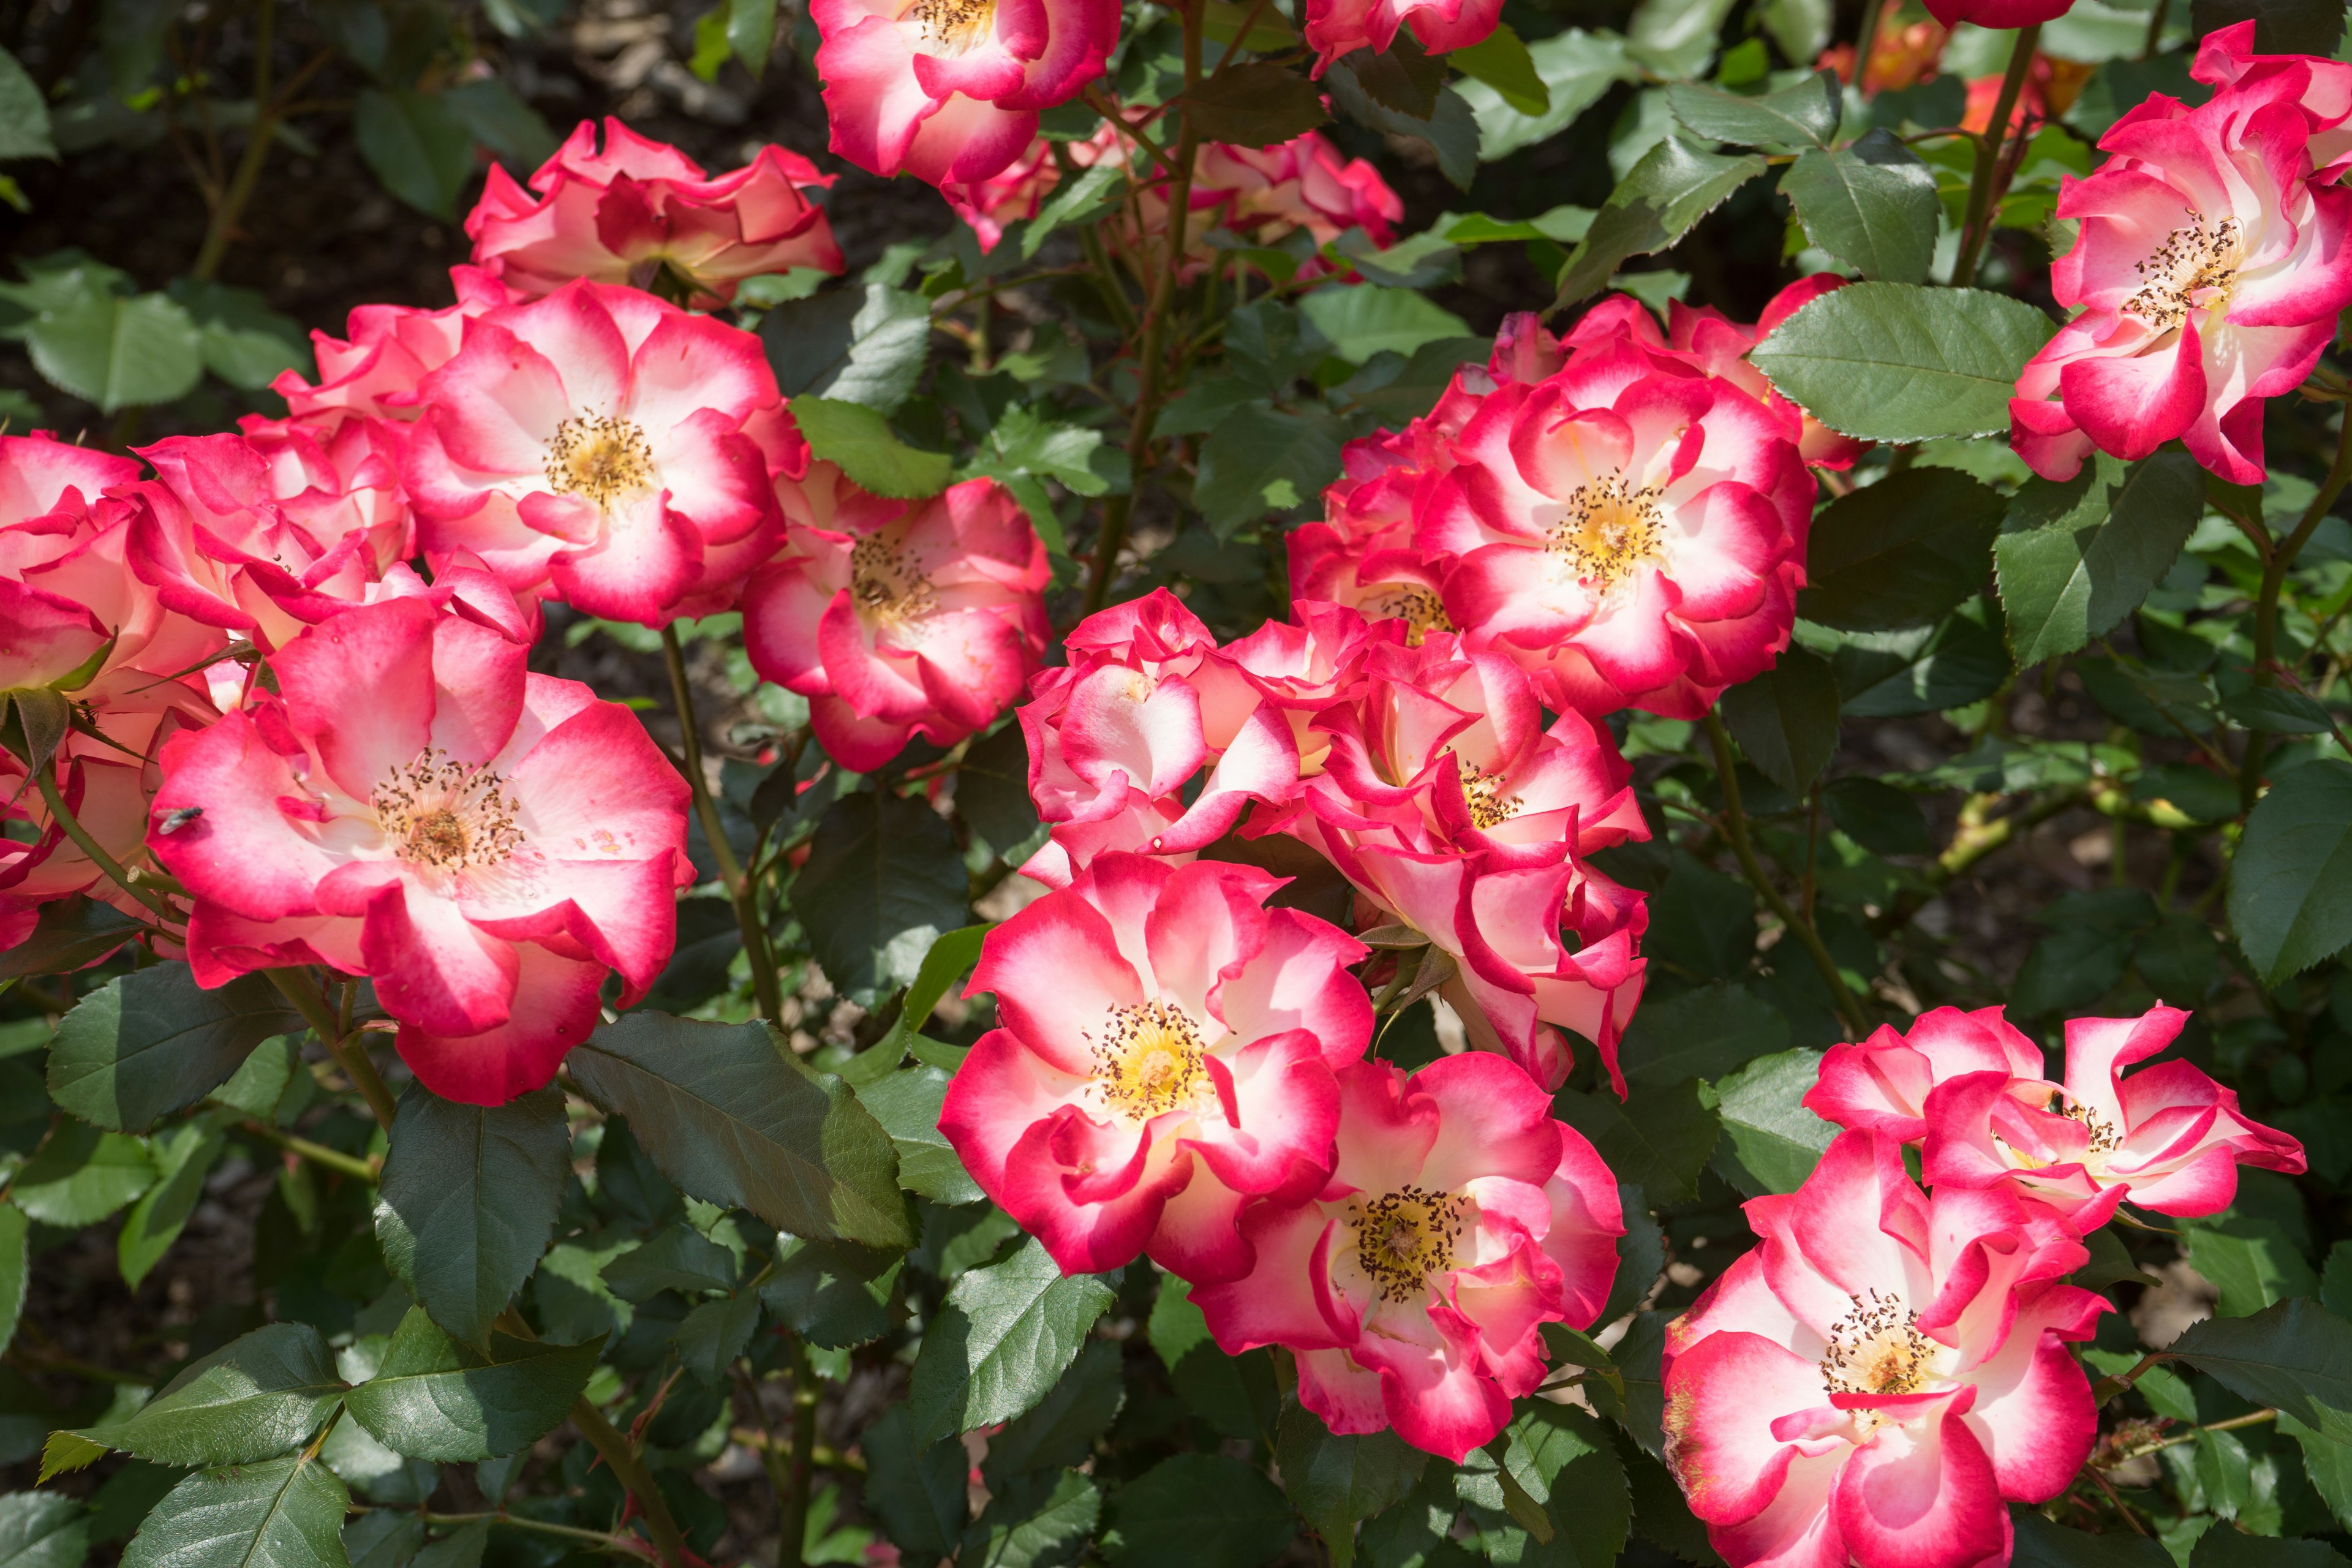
[[1780, 130, 1940, 285], [1749, 281, 2057, 442], [25, 285, 201, 414], [1182, 61, 1329, 147], [858, 1065, 984, 1206], [1711, 1048, 1836, 1196], [1348, 34, 1444, 119], [2010, 1508, 2173, 1567], [1458, 28, 1637, 160], [12, 1121, 156, 1227], [48, 967, 302, 1133], [1299, 285, 1469, 364], [1757, 0, 1833, 66], [1616, 983, 1788, 1087], [342, 1309, 599, 1462], [564, 1011, 912, 1249], [164, 279, 311, 390], [119, 1121, 225, 1289], [2187, 1218, 2323, 1318], [1447, 25, 1548, 117], [1477, 1404, 1629, 1567], [2171, 1299, 2352, 1449], [1554, 137, 1770, 307], [981, 1336, 1125, 1488], [1324, 70, 1479, 190], [672, 1292, 760, 1385], [960, 1469, 1100, 1568], [0, 1205, 26, 1360], [72, 1322, 344, 1467], [1022, 165, 1127, 258], [374, 1084, 569, 1351], [1276, 1404, 1425, 1564], [1668, 70, 1839, 148], [2223, 686, 2341, 735], [759, 1238, 897, 1349], [0, 1491, 89, 1568], [1194, 407, 1346, 538], [2230, 760, 2352, 985], [795, 790, 974, 1006], [788, 398, 952, 500], [859, 1406, 966, 1558], [352, 89, 473, 219], [1103, 1453, 1295, 1568], [0, 897, 140, 981], [0, 48, 56, 162], [1836, 606, 2010, 718], [440, 79, 556, 168], [123, 1457, 350, 1568], [1720, 647, 1841, 796], [967, 407, 1114, 498], [2191, 1527, 2351, 1568], [1626, 0, 1736, 76], [907, 1237, 1115, 1444], [1799, 468, 2006, 632], [760, 285, 932, 414], [1825, 777, 1932, 856], [1552, 1078, 1717, 1206], [1995, 449, 2204, 666]]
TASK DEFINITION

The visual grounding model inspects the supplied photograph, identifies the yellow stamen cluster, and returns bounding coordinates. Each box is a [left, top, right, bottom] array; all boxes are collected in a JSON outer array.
[[1090, 1000, 1209, 1120], [1456, 758, 1523, 830], [1820, 1289, 1932, 1397], [1348, 1185, 1466, 1303], [907, 0, 995, 54], [1364, 586, 1455, 646], [2125, 214, 2242, 333], [1547, 472, 1663, 592], [544, 413, 654, 508], [850, 533, 940, 627], [374, 748, 524, 870]]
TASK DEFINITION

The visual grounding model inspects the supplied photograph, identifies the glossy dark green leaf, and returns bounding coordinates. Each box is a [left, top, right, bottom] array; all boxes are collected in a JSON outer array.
[[1749, 281, 2056, 442], [48, 967, 302, 1133], [121, 1457, 350, 1568], [600, 1226, 737, 1302], [2171, 1299, 2352, 1448], [859, 1065, 984, 1206], [1276, 1403, 1425, 1562], [0, 47, 55, 162], [908, 1237, 1115, 1444], [1615, 983, 1789, 1087], [119, 1121, 225, 1289], [565, 1011, 911, 1248], [1781, 131, 1939, 284], [2190, 1526, 2351, 1568], [959, 1469, 1099, 1568], [70, 1322, 344, 1468], [1194, 407, 1348, 538], [1555, 137, 1770, 306], [352, 89, 473, 218], [1457, 28, 1637, 160], [861, 1406, 967, 1559], [672, 1292, 760, 1385], [0, 1205, 25, 1360], [1995, 449, 2204, 666], [981, 1337, 1125, 1488], [164, 280, 311, 390], [1668, 70, 1838, 148], [758, 1238, 897, 1349], [759, 284, 932, 415], [1102, 1453, 1294, 1568], [2231, 760, 2352, 985], [1798, 468, 2006, 631], [1552, 1078, 1716, 1205], [1710, 1048, 1836, 1196], [0, 1490, 90, 1568], [341, 1309, 600, 1462], [12, 1121, 155, 1227], [2010, 1508, 2172, 1567], [2223, 685, 2341, 735], [374, 1084, 568, 1351], [2187, 1218, 2321, 1318], [788, 398, 952, 500], [1447, 24, 1548, 116], [794, 790, 973, 1007], [23, 279, 200, 413], [0, 897, 140, 981], [1182, 62, 1329, 148], [1721, 647, 1841, 796]]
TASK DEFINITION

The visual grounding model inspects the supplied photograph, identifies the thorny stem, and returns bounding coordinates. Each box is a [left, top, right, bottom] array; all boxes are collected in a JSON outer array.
[[2125, 1408, 2279, 1456], [1702, 714, 1872, 1038], [263, 968, 399, 1128], [393, 1512, 650, 1556], [2241, 410, 2352, 807], [1083, 10, 1204, 617], [1951, 23, 2041, 290], [228, 1115, 380, 1183], [31, 766, 177, 922], [778, 1336, 821, 1568], [2090, 1350, 2173, 1406], [2141, 0, 2170, 58], [190, 0, 331, 281], [1208, 0, 1275, 77], [662, 624, 783, 1022], [496, 1307, 690, 1568]]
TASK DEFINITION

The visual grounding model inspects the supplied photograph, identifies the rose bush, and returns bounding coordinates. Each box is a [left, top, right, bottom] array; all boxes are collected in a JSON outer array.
[[7, 2, 2352, 1566]]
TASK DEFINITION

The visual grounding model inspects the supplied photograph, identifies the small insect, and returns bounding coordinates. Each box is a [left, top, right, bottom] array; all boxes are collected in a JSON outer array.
[[156, 806, 204, 835]]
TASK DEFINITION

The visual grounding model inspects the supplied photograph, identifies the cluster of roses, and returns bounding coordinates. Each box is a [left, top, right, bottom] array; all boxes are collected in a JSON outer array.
[[925, 281, 1858, 1458], [2, 121, 1060, 1105], [1663, 1003, 2305, 1568]]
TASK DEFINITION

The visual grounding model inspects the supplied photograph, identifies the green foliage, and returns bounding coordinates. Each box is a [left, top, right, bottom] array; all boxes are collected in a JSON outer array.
[[121, 1457, 351, 1568], [64, 1324, 345, 1468], [1749, 282, 2057, 441], [47, 970, 301, 1133], [341, 1309, 598, 1461], [1996, 450, 2206, 665], [1555, 137, 1770, 306], [908, 1237, 1115, 1443]]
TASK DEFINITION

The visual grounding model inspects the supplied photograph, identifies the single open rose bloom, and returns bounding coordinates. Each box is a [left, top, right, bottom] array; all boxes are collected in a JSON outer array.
[[1302, 0, 1501, 75], [1806, 1004, 2049, 1145], [1422, 323, 1812, 718], [405, 277, 781, 625], [812, 0, 1119, 197], [1193, 1052, 1623, 1461], [2009, 75, 2352, 483], [1663, 1131, 2104, 1568], [467, 119, 843, 307], [146, 595, 692, 1106], [938, 853, 1372, 1278], [742, 473, 1050, 771], [1923, 1005, 2305, 1223]]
